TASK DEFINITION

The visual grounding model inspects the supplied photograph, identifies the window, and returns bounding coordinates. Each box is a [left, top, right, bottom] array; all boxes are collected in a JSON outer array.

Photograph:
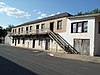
[[78, 22, 82, 33], [21, 27, 23, 33], [41, 24, 45, 30], [15, 29, 16, 34], [18, 38, 20, 44], [26, 27, 28, 34], [83, 21, 88, 32], [30, 26, 32, 31], [71, 23, 77, 33], [12, 29, 14, 33], [22, 38, 25, 44], [18, 28, 20, 34], [57, 20, 62, 29], [71, 21, 88, 33], [26, 27, 28, 31], [98, 22, 100, 34]]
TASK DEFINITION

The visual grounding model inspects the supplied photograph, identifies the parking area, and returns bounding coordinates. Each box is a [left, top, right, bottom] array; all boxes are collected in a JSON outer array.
[[0, 45, 100, 75]]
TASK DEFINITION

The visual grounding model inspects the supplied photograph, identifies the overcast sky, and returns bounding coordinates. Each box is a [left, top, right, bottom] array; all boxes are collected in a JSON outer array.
[[0, 0, 100, 28]]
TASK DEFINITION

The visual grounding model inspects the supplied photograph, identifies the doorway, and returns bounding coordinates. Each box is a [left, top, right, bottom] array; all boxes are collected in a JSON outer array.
[[15, 39, 17, 46], [74, 39, 90, 55], [45, 39, 50, 50], [33, 39, 35, 48], [50, 22, 54, 32]]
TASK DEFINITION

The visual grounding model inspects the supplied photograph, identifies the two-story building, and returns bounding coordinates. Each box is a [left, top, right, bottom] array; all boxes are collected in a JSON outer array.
[[11, 12, 100, 56]]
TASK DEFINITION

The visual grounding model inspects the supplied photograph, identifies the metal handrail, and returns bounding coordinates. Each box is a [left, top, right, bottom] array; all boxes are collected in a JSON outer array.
[[11, 28, 49, 35], [47, 30, 80, 54]]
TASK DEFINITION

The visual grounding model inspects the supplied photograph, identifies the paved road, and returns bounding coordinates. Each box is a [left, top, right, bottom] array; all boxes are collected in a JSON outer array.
[[0, 45, 100, 75]]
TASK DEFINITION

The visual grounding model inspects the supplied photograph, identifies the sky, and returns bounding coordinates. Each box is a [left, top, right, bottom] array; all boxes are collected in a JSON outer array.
[[0, 0, 100, 28]]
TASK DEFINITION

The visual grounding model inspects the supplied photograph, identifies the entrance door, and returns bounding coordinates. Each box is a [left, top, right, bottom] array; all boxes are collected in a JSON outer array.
[[45, 39, 50, 50], [15, 39, 17, 46], [36, 25, 39, 33], [50, 22, 54, 32], [33, 39, 35, 48], [74, 39, 90, 55]]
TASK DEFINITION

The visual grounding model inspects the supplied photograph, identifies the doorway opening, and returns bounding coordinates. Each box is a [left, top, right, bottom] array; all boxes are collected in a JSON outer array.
[[15, 39, 17, 46], [33, 39, 35, 48], [50, 22, 54, 32], [45, 39, 50, 50]]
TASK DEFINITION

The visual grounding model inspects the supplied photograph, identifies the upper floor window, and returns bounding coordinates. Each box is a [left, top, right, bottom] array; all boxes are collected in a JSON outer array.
[[83, 21, 88, 32], [71, 23, 77, 33], [41, 24, 45, 30], [18, 28, 20, 34], [26, 27, 28, 31], [12, 29, 14, 33], [15, 29, 16, 34], [57, 20, 62, 30], [71, 21, 88, 33], [26, 27, 28, 34], [21, 27, 23, 33], [30, 26, 32, 31]]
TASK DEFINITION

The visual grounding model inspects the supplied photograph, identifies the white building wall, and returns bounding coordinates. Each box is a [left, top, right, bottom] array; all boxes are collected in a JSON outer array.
[[94, 17, 100, 55], [5, 34, 11, 45], [58, 17, 95, 56]]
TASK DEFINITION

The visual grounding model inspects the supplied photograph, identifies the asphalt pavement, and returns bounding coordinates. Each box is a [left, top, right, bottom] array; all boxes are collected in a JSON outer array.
[[0, 45, 100, 75]]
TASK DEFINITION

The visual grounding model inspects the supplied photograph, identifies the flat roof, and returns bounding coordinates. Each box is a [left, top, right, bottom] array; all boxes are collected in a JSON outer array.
[[16, 12, 72, 27]]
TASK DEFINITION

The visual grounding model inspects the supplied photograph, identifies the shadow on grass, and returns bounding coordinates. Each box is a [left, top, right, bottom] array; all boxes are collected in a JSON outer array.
[[0, 56, 38, 75]]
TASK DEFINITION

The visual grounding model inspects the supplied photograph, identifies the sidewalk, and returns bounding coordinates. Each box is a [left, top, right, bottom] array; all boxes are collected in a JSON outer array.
[[48, 52, 100, 64]]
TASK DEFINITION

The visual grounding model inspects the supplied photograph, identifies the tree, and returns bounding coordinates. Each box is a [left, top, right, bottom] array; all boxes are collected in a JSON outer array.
[[75, 11, 83, 16], [0, 26, 7, 37], [6, 25, 15, 32], [75, 8, 100, 16], [91, 8, 100, 14]]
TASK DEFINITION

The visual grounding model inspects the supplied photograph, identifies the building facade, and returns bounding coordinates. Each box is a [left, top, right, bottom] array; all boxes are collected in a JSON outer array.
[[5, 32, 12, 45], [11, 12, 100, 56]]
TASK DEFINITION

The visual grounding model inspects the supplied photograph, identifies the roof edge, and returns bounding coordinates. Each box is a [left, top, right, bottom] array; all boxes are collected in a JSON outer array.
[[16, 12, 72, 27], [68, 13, 100, 19]]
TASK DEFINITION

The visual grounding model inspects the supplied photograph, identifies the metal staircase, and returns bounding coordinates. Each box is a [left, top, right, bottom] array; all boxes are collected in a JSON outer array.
[[47, 30, 80, 54]]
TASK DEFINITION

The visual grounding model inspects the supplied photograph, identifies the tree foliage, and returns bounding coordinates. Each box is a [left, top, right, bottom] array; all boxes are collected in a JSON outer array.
[[6, 25, 15, 32], [0, 26, 7, 37], [0, 25, 14, 37], [75, 8, 100, 16]]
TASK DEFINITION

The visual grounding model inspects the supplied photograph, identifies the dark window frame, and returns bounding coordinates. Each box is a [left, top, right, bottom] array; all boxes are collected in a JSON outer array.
[[21, 27, 23, 33], [41, 23, 45, 30], [18, 28, 20, 34], [71, 21, 88, 33], [57, 20, 62, 30], [30, 26, 32, 31], [26, 27, 28, 34]]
